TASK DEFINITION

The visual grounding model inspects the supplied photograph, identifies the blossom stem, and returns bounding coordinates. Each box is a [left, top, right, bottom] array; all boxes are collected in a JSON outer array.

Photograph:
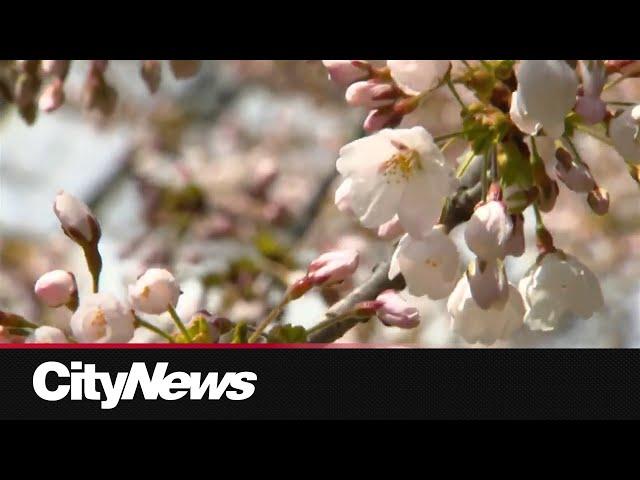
[[606, 101, 636, 106], [434, 131, 465, 143], [440, 137, 457, 153], [306, 312, 353, 337], [490, 144, 498, 182], [445, 78, 466, 111], [167, 304, 192, 342], [134, 314, 175, 343], [481, 151, 489, 201], [248, 294, 290, 343]]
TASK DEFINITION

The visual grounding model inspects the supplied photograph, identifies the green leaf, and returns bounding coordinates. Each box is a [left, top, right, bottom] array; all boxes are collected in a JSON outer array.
[[267, 325, 307, 343], [498, 140, 533, 189]]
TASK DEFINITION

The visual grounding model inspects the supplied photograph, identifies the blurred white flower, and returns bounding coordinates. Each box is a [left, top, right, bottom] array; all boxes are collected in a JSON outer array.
[[389, 227, 459, 299], [464, 200, 513, 260], [336, 127, 457, 238], [376, 290, 420, 329], [447, 274, 524, 345], [129, 268, 181, 315], [70, 293, 135, 343], [26, 326, 68, 343], [610, 106, 640, 164], [510, 60, 578, 139], [387, 60, 451, 95], [518, 251, 604, 331], [334, 178, 354, 214], [34, 270, 77, 308]]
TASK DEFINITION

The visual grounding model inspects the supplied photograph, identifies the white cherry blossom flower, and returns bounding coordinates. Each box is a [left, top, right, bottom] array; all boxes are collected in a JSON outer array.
[[510, 60, 578, 139], [336, 127, 458, 238], [610, 106, 640, 164], [129, 268, 181, 315], [387, 60, 451, 95], [447, 274, 525, 346], [518, 251, 604, 331], [389, 227, 459, 299], [70, 293, 135, 343]]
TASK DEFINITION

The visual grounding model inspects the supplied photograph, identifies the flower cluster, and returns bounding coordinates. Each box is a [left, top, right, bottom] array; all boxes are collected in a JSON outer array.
[[324, 59, 630, 345]]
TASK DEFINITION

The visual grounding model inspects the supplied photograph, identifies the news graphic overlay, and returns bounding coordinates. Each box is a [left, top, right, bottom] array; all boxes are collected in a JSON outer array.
[[0, 348, 639, 420]]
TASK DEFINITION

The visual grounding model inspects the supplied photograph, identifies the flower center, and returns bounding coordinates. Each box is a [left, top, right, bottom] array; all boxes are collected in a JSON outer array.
[[379, 141, 422, 182], [425, 258, 440, 268], [90, 307, 107, 338]]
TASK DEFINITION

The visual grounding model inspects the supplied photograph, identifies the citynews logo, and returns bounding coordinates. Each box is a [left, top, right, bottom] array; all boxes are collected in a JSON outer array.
[[33, 361, 257, 410]]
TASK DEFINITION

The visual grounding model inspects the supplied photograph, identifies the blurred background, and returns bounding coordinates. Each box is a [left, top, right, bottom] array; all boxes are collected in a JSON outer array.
[[1, 60, 639, 346]]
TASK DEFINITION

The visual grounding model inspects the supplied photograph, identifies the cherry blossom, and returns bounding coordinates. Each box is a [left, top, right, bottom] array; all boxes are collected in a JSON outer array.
[[129, 268, 182, 315], [518, 251, 604, 331], [307, 250, 359, 285], [510, 60, 578, 139], [70, 293, 135, 343], [464, 200, 513, 260], [447, 274, 525, 345], [387, 60, 451, 95], [610, 106, 640, 164], [336, 126, 457, 238], [34, 270, 77, 308], [389, 227, 459, 299]]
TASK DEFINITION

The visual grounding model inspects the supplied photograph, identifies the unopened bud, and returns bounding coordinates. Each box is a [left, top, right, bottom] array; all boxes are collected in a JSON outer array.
[[345, 79, 397, 109], [129, 268, 181, 315], [375, 290, 420, 329], [587, 187, 609, 216], [53, 190, 101, 245], [289, 276, 314, 300], [34, 270, 78, 309], [307, 250, 359, 286], [554, 148, 596, 193]]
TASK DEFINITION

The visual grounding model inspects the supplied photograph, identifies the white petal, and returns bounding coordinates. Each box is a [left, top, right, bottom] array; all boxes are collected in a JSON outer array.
[[387, 60, 450, 95], [610, 108, 640, 164]]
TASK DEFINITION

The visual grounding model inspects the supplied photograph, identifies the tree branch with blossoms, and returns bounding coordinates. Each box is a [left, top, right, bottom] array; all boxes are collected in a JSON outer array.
[[2, 59, 640, 345]]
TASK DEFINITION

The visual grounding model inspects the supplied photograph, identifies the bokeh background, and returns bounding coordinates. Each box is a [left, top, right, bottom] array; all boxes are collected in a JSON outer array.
[[1, 60, 639, 346]]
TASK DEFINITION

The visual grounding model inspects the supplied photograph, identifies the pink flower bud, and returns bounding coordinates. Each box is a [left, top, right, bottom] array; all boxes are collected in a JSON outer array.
[[129, 268, 182, 315], [363, 108, 403, 133], [34, 270, 78, 308], [38, 78, 65, 113], [322, 60, 370, 86], [575, 95, 607, 125], [289, 276, 314, 300], [307, 250, 359, 286], [554, 148, 596, 193], [377, 215, 405, 240], [587, 187, 609, 216], [345, 79, 397, 109], [375, 290, 420, 329], [53, 190, 101, 245]]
